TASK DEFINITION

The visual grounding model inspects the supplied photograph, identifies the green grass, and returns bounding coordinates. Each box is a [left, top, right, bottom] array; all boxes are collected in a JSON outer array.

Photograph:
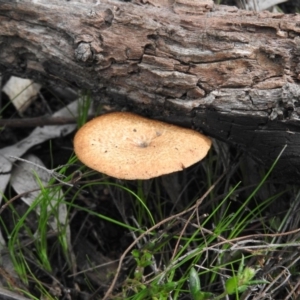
[[1, 94, 299, 300], [1, 140, 299, 299]]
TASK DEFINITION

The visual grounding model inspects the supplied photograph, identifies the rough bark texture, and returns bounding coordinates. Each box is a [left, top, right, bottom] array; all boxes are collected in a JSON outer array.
[[1, 0, 300, 181]]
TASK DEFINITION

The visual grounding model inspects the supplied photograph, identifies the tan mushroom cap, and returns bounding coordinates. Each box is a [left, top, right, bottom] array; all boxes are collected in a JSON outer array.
[[74, 112, 211, 180]]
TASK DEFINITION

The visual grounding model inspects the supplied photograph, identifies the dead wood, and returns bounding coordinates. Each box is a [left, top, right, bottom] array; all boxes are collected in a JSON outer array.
[[1, 0, 300, 181]]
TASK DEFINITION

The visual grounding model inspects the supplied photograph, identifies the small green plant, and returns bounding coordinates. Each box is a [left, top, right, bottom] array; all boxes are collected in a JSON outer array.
[[224, 255, 268, 296], [123, 248, 178, 300], [189, 255, 268, 300], [132, 248, 153, 281]]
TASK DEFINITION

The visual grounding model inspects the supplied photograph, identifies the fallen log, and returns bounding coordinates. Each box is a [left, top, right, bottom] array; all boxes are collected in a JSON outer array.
[[1, 0, 300, 180]]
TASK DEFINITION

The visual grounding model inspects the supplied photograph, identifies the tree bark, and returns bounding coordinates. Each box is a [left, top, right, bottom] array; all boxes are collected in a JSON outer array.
[[1, 0, 300, 181]]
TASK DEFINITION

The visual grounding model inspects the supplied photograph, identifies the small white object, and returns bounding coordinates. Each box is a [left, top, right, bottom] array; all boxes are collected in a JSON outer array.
[[2, 76, 41, 114], [244, 0, 287, 11]]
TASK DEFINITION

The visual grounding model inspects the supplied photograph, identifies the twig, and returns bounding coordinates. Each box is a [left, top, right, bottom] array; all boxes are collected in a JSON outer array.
[[0, 115, 93, 127], [284, 277, 300, 300]]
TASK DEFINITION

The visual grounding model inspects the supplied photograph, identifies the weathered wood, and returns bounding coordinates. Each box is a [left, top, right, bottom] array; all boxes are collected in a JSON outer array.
[[1, 0, 300, 180]]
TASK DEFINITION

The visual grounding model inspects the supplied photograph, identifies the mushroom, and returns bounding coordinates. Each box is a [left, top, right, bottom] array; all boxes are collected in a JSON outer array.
[[74, 112, 212, 180]]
